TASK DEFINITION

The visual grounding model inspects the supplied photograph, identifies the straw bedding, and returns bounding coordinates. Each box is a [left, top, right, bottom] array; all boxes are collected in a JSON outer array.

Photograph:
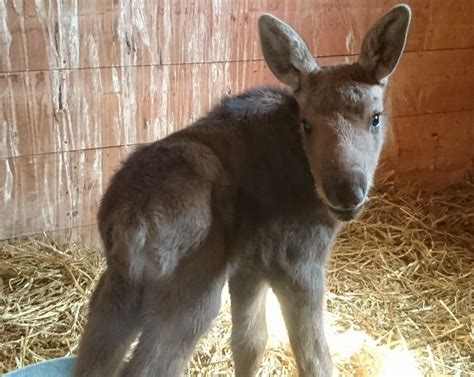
[[1, 178, 473, 376]]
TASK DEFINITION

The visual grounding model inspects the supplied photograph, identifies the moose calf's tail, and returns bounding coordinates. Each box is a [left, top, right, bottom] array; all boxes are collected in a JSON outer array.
[[102, 220, 148, 284]]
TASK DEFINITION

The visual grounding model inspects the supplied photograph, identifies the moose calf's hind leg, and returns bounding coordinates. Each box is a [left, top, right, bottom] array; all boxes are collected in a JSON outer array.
[[73, 269, 143, 377], [120, 278, 226, 376], [230, 268, 269, 377], [120, 236, 228, 377]]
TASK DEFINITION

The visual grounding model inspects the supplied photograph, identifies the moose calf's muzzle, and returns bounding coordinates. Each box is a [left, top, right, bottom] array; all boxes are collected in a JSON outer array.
[[323, 171, 367, 220]]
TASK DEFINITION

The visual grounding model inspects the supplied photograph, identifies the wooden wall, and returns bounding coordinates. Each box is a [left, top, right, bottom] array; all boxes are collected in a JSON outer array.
[[1, 0, 473, 244]]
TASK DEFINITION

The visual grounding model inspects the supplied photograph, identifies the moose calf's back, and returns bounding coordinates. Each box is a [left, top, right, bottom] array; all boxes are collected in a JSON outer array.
[[98, 87, 331, 282]]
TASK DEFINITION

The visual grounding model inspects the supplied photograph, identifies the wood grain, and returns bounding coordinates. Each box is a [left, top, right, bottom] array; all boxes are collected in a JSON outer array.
[[0, 145, 134, 239], [2, 0, 472, 73], [382, 110, 474, 180], [423, 0, 474, 50], [1, 48, 473, 159], [1, 0, 473, 242]]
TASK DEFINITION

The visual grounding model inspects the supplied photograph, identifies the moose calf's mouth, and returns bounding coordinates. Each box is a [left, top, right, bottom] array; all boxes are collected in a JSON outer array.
[[327, 205, 363, 222]]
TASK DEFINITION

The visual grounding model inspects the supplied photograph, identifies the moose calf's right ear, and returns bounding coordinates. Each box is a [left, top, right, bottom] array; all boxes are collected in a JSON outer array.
[[358, 4, 412, 83], [258, 14, 318, 91]]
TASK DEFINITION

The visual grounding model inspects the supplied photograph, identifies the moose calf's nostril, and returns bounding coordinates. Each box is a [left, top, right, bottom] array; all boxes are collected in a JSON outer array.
[[354, 184, 366, 207]]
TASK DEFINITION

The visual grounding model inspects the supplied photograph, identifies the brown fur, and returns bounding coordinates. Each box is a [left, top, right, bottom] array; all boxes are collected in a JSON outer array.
[[74, 5, 411, 377]]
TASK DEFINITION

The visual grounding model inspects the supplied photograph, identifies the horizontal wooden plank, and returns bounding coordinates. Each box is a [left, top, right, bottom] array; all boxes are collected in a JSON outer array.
[[0, 70, 54, 158], [379, 162, 473, 188], [0, 144, 139, 239], [0, 63, 229, 158], [3, 0, 472, 72], [1, 48, 472, 159], [423, 0, 474, 50], [387, 48, 474, 117], [18, 0, 118, 18], [382, 110, 474, 177]]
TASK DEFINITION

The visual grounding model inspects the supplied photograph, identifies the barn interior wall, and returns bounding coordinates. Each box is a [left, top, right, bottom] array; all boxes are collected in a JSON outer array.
[[1, 0, 473, 243]]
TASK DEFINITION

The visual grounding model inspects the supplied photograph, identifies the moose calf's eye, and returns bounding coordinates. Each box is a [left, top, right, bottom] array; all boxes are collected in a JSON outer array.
[[371, 114, 381, 133], [302, 120, 312, 135]]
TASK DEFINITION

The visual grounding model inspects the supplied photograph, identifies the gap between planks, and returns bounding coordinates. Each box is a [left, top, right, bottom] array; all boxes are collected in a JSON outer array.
[[1, 46, 473, 76]]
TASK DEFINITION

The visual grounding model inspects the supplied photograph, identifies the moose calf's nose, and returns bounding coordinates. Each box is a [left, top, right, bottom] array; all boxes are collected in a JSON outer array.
[[323, 174, 367, 210]]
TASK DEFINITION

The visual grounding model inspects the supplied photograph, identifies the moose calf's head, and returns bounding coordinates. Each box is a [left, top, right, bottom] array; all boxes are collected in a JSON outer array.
[[258, 5, 411, 221]]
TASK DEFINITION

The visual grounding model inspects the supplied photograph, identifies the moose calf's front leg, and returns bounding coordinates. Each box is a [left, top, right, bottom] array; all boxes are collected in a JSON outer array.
[[272, 267, 332, 377], [229, 267, 269, 377]]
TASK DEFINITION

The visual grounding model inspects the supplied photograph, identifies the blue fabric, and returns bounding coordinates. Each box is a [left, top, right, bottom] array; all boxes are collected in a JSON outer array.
[[4, 356, 76, 377]]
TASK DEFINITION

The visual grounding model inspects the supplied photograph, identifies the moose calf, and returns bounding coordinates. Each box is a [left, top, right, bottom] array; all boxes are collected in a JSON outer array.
[[74, 5, 411, 377]]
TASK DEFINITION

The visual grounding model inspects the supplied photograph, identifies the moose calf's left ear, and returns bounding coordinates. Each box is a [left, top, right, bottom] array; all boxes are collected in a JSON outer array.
[[358, 4, 411, 83]]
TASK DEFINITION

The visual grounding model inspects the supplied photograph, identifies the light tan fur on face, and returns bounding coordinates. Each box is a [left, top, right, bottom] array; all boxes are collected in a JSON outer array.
[[259, 4, 411, 213], [298, 65, 387, 206]]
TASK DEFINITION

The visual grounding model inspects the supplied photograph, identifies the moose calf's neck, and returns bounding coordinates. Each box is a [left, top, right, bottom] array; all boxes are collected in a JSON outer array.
[[165, 86, 341, 266]]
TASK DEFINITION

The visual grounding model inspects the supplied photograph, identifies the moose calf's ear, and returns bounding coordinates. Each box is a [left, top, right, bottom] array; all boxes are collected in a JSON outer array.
[[258, 14, 318, 91], [358, 4, 411, 83]]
